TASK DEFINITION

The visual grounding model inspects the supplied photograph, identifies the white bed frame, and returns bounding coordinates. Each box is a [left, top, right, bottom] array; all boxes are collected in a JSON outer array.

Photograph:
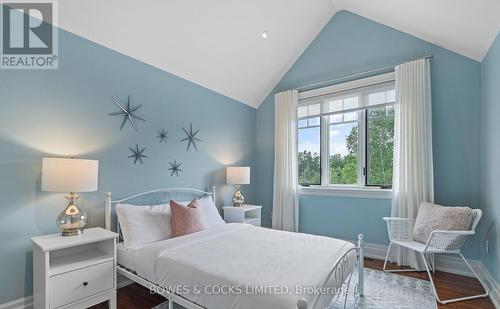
[[104, 187, 365, 309]]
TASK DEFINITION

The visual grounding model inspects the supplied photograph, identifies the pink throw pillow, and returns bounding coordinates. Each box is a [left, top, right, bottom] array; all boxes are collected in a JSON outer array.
[[170, 199, 208, 237]]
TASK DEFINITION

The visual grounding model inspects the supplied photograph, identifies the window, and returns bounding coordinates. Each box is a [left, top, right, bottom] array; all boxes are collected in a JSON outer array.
[[329, 111, 358, 185], [298, 117, 320, 185], [297, 73, 395, 190], [366, 104, 395, 187]]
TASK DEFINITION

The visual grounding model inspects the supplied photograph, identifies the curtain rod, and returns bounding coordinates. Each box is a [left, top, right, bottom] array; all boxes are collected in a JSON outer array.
[[296, 54, 433, 91]]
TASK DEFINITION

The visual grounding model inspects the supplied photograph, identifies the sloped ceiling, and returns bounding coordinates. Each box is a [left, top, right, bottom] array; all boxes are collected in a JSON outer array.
[[58, 0, 337, 108], [336, 0, 500, 63], [58, 1, 500, 108]]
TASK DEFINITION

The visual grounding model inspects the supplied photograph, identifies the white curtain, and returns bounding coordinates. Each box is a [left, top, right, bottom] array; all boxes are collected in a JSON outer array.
[[391, 58, 434, 270], [272, 90, 299, 232]]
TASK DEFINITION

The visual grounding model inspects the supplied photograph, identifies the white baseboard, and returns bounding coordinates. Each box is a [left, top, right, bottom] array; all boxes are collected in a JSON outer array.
[[357, 241, 389, 260], [477, 263, 500, 308], [0, 296, 32, 309], [2, 241, 498, 309], [117, 273, 134, 289]]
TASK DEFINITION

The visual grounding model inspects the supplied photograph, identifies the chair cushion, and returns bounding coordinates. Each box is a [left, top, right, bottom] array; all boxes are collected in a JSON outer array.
[[413, 202, 472, 243]]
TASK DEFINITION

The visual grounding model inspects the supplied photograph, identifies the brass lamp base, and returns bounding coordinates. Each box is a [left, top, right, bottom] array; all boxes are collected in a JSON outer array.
[[57, 193, 87, 236], [232, 185, 245, 207]]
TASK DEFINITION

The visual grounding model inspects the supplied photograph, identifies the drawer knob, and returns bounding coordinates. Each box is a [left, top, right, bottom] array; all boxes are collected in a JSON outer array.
[[83, 282, 88, 287]]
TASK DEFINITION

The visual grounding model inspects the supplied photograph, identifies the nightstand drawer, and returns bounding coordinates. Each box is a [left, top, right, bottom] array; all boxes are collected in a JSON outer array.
[[50, 261, 114, 308]]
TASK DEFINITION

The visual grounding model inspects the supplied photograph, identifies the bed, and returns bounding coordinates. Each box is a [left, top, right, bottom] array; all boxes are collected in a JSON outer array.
[[104, 187, 365, 309]]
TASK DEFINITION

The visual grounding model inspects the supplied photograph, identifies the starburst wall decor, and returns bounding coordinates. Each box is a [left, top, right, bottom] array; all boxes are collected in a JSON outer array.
[[180, 123, 202, 151], [107, 96, 205, 170], [168, 160, 183, 177], [109, 95, 145, 131], [157, 129, 169, 143], [128, 144, 148, 165]]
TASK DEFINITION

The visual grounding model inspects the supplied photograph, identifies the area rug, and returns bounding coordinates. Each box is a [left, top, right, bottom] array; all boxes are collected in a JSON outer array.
[[152, 268, 436, 309], [332, 268, 437, 309]]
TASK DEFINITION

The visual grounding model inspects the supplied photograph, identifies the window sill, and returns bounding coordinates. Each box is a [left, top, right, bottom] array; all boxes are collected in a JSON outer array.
[[298, 186, 392, 199]]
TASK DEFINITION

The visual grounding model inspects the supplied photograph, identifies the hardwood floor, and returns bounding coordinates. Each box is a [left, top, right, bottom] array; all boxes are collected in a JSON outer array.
[[91, 283, 166, 309], [366, 258, 493, 309], [91, 258, 494, 309]]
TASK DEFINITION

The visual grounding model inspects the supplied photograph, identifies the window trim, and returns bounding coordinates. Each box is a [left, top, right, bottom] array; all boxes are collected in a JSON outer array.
[[298, 185, 392, 199], [298, 72, 395, 102], [320, 115, 328, 186], [297, 72, 395, 194]]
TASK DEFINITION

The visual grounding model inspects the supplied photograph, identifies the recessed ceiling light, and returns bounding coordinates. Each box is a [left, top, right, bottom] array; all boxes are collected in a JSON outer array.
[[261, 31, 269, 39]]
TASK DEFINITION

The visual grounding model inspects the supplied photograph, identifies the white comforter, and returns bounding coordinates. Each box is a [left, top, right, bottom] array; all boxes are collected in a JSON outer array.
[[136, 223, 355, 309]]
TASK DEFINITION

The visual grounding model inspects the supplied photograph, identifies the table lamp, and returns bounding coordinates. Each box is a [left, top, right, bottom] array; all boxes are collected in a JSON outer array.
[[41, 158, 98, 236], [226, 167, 250, 207]]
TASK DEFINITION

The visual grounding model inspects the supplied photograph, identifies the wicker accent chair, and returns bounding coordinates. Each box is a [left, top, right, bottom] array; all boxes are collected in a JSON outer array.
[[383, 209, 489, 304]]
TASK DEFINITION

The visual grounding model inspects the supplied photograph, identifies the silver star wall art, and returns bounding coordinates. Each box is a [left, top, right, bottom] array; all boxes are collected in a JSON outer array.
[[168, 159, 183, 177], [128, 144, 148, 165], [157, 129, 169, 143], [109, 95, 145, 131], [180, 123, 202, 151]]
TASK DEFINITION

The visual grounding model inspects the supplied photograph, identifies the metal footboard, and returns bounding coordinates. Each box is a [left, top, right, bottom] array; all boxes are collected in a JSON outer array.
[[297, 234, 365, 309]]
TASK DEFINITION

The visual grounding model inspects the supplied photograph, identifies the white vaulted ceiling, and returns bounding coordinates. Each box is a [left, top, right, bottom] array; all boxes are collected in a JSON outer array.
[[58, 0, 500, 108], [58, 0, 337, 108]]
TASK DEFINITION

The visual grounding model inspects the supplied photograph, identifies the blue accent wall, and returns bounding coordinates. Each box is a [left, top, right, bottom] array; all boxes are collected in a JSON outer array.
[[299, 195, 391, 245], [256, 11, 482, 256], [480, 32, 500, 281], [0, 8, 495, 306], [0, 29, 256, 303]]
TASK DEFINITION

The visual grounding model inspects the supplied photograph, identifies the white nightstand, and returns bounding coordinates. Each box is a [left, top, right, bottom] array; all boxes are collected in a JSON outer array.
[[31, 227, 118, 309], [223, 205, 262, 227]]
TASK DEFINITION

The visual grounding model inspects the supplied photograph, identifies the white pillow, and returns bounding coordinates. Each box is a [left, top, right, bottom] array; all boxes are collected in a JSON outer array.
[[197, 196, 225, 227], [116, 203, 172, 249], [177, 196, 225, 227], [413, 202, 472, 244]]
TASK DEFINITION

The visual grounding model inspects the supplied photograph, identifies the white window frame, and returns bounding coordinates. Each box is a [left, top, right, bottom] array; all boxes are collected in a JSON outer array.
[[297, 72, 395, 198]]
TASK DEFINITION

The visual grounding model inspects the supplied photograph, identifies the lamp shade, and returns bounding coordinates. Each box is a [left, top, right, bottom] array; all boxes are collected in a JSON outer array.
[[226, 167, 250, 185], [42, 158, 98, 192]]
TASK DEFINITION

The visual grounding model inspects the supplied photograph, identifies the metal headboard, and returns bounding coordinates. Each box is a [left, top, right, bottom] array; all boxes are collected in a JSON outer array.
[[104, 187, 216, 237]]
